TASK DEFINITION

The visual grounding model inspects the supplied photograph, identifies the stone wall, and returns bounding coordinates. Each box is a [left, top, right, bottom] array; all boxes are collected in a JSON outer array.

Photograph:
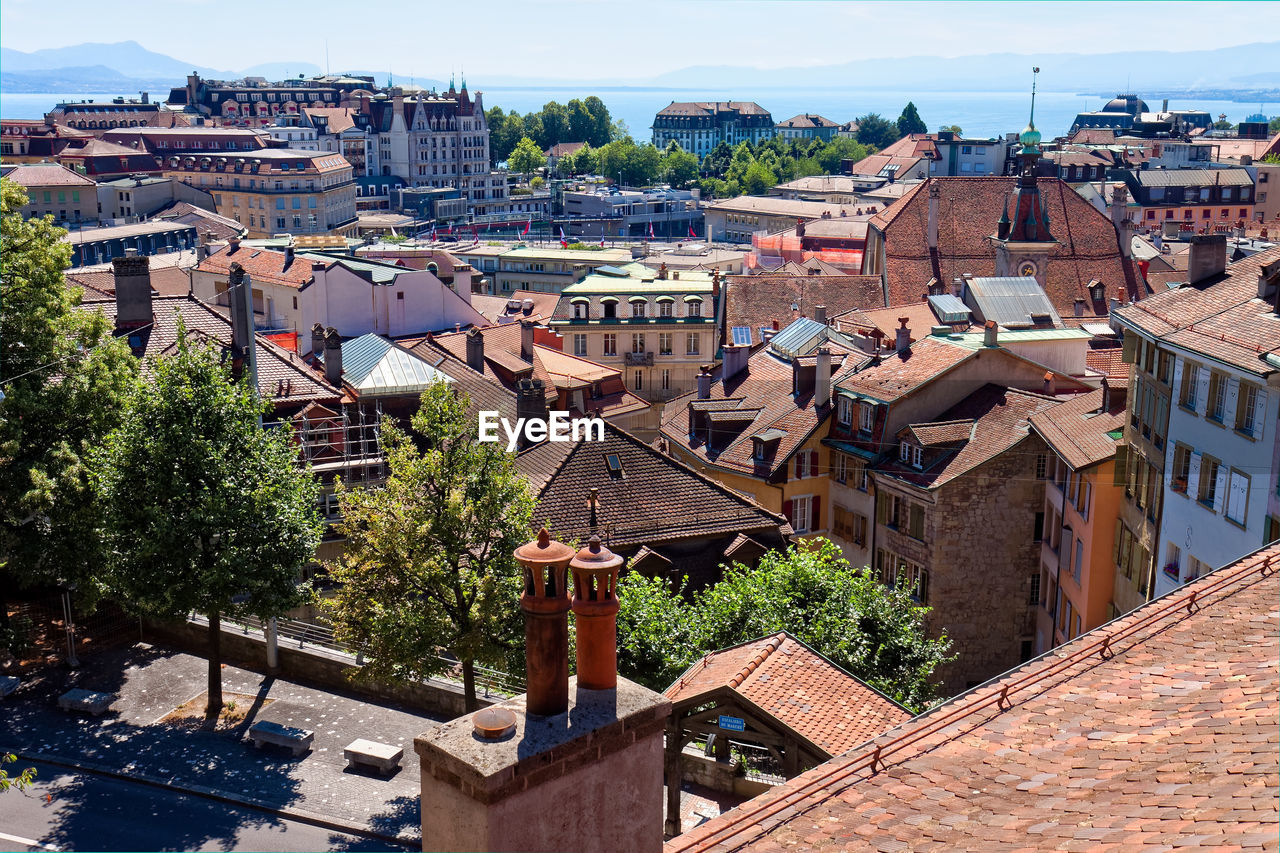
[[929, 434, 1047, 694], [144, 617, 486, 719]]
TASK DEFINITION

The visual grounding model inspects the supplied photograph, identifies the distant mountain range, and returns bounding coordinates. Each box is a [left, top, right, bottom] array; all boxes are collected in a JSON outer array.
[[2, 39, 1278, 95]]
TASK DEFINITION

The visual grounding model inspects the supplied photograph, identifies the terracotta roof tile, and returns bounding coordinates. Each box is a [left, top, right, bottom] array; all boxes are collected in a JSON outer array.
[[195, 244, 317, 289], [668, 543, 1280, 853], [836, 336, 973, 404], [65, 267, 191, 298], [868, 176, 1141, 317], [724, 274, 885, 346], [1, 162, 97, 187], [1028, 388, 1125, 470], [1084, 346, 1127, 377], [665, 633, 911, 756]]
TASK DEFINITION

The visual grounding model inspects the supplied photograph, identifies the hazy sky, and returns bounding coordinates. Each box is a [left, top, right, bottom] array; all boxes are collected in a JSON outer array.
[[3, 0, 1277, 79]]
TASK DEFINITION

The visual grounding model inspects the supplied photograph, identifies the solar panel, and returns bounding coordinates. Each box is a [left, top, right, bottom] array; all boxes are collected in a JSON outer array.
[[731, 326, 753, 346]]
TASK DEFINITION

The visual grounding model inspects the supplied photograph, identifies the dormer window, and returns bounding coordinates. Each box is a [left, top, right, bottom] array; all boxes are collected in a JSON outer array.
[[859, 402, 875, 434], [900, 440, 924, 469], [1090, 283, 1105, 302], [837, 396, 853, 427]]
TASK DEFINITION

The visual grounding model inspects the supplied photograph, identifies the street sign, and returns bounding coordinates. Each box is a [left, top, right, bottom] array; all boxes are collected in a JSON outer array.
[[718, 715, 745, 732]]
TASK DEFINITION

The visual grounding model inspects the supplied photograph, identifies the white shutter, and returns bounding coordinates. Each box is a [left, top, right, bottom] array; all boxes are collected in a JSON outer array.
[[1255, 389, 1269, 440], [1226, 471, 1249, 524], [1213, 464, 1228, 513], [1172, 359, 1183, 394], [1225, 377, 1240, 425], [1188, 453, 1202, 499], [1196, 368, 1211, 410]]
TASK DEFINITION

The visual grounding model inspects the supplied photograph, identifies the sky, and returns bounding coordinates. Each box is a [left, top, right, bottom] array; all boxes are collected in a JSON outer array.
[[3, 0, 1278, 80]]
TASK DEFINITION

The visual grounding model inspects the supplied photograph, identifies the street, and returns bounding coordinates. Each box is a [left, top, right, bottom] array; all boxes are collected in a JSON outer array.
[[0, 762, 413, 852]]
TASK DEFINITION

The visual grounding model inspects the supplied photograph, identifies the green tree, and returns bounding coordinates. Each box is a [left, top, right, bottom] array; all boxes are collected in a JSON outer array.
[[323, 381, 534, 711], [897, 102, 928, 136], [742, 159, 778, 195], [0, 178, 137, 605], [938, 124, 963, 134], [93, 328, 322, 713], [815, 137, 871, 174], [1269, 116, 1280, 134], [660, 145, 700, 189], [0, 753, 36, 792], [508, 136, 546, 179], [855, 113, 901, 149], [486, 107, 524, 166], [1212, 118, 1235, 131], [539, 101, 570, 148], [582, 96, 614, 146], [617, 539, 951, 711]]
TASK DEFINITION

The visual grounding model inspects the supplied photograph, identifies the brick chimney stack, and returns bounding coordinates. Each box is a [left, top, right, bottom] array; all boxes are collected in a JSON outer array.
[[1188, 234, 1227, 285], [466, 326, 484, 372], [815, 346, 832, 408], [895, 317, 911, 354], [515, 528, 575, 716], [983, 320, 999, 348], [311, 323, 325, 359], [323, 327, 342, 386], [696, 366, 712, 400], [228, 262, 256, 383], [570, 536, 622, 690], [520, 319, 536, 362]]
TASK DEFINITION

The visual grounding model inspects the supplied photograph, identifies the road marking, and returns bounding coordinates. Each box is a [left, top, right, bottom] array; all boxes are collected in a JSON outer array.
[[0, 831, 61, 852]]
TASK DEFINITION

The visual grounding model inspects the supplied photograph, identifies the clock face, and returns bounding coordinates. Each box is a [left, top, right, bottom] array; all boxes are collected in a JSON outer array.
[[1018, 260, 1038, 278]]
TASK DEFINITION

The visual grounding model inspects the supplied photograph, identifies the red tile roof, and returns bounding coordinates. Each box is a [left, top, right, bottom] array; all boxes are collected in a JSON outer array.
[[836, 336, 972, 404], [65, 267, 191, 298], [196, 243, 318, 289], [776, 114, 840, 130], [665, 633, 911, 757], [1113, 246, 1280, 376], [723, 274, 885, 346], [867, 176, 1142, 316], [843, 153, 929, 180], [1027, 387, 1125, 471], [668, 542, 1280, 853], [1, 162, 97, 187], [1084, 346, 1127, 378]]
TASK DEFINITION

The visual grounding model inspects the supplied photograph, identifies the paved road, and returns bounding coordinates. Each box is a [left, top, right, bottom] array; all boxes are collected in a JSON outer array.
[[0, 762, 413, 852]]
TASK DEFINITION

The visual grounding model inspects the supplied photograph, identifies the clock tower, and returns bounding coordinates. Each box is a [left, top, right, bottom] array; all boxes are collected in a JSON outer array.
[[992, 67, 1057, 288]]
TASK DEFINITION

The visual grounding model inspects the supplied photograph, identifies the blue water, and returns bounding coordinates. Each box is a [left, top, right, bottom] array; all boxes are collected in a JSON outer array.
[[4, 89, 1268, 142]]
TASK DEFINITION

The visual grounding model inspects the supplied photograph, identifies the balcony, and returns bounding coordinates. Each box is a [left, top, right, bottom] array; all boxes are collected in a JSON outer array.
[[624, 352, 654, 366]]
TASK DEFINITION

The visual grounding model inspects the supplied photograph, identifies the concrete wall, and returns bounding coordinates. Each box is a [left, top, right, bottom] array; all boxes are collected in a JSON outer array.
[[144, 617, 483, 719], [301, 265, 486, 338]]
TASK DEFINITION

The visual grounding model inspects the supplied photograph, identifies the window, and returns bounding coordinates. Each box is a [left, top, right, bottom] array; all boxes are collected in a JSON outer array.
[[602, 333, 617, 356], [659, 332, 672, 355], [1207, 371, 1227, 423], [686, 333, 700, 355], [837, 396, 853, 427], [790, 495, 812, 534], [859, 402, 874, 433], [1235, 383, 1261, 437], [573, 334, 587, 356], [908, 503, 925, 540], [631, 333, 646, 354], [602, 301, 616, 318], [1198, 455, 1220, 509], [573, 302, 586, 319], [834, 452, 848, 484], [1073, 537, 1084, 585], [1179, 362, 1200, 411], [1035, 453, 1047, 479], [634, 370, 643, 391], [1029, 572, 1041, 606], [1034, 511, 1045, 542], [661, 369, 671, 391], [687, 302, 701, 318], [632, 301, 646, 318], [1171, 443, 1191, 493], [659, 302, 673, 318], [1225, 469, 1250, 526]]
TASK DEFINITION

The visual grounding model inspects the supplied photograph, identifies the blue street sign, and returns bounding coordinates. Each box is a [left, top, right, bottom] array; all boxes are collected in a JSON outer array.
[[718, 715, 745, 732]]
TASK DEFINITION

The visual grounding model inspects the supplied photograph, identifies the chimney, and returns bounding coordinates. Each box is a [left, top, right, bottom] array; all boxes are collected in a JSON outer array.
[[112, 250, 152, 329], [415, 532, 670, 853], [516, 379, 549, 448], [711, 268, 721, 299], [228, 235, 241, 253], [814, 304, 827, 325], [952, 276, 964, 298], [696, 366, 712, 400], [983, 320, 999, 348], [514, 529, 574, 716], [310, 323, 325, 358], [1074, 298, 1086, 317], [1188, 234, 1227, 284], [722, 343, 748, 380], [570, 536, 622, 690], [284, 244, 295, 268], [895, 317, 911, 354], [466, 327, 484, 372], [815, 346, 832, 408], [926, 182, 940, 250], [657, 262, 668, 280], [520, 319, 536, 362], [323, 327, 342, 386], [228, 262, 257, 383], [1043, 370, 1057, 396]]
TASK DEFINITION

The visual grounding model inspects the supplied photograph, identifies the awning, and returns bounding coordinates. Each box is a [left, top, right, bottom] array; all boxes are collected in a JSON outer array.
[[683, 294, 704, 303]]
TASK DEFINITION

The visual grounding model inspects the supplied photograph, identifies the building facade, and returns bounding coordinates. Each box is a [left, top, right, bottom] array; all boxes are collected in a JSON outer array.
[[651, 101, 774, 161]]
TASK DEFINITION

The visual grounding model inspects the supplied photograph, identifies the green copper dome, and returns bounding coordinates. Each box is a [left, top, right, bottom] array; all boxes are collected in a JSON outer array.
[[1019, 122, 1041, 152]]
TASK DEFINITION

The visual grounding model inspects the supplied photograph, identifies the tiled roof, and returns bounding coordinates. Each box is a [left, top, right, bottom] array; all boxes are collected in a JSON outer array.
[[1113, 246, 1280, 376], [832, 302, 958, 340], [196, 243, 318, 289], [867, 176, 1141, 317], [516, 422, 788, 550], [470, 290, 561, 324], [1084, 346, 1128, 377], [656, 101, 771, 118], [776, 114, 840, 130], [1, 162, 97, 187], [155, 201, 245, 242], [705, 196, 867, 218], [1067, 127, 1118, 145], [875, 384, 1062, 489], [76, 295, 339, 408], [545, 141, 587, 157], [65, 267, 191, 298], [843, 153, 929, 180], [1213, 131, 1280, 162], [1028, 387, 1124, 470], [907, 418, 975, 446], [664, 633, 911, 757], [668, 543, 1280, 853], [723, 274, 885, 346], [1135, 168, 1253, 188], [300, 107, 357, 134], [836, 336, 972, 404]]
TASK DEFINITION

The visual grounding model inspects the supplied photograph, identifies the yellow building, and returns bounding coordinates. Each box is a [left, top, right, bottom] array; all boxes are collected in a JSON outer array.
[[161, 149, 357, 238]]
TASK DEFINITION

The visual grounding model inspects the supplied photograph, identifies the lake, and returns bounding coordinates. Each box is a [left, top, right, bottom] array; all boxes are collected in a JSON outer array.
[[3, 88, 1265, 142]]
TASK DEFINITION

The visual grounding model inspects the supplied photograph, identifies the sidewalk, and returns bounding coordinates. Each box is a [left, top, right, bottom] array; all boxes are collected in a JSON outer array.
[[0, 643, 443, 846]]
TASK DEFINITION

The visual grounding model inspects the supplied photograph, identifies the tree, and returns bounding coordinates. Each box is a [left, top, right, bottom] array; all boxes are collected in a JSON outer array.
[[323, 380, 534, 711], [1269, 116, 1280, 134], [508, 136, 546, 179], [539, 101, 570, 149], [938, 124, 963, 134], [897, 102, 928, 136], [660, 145, 700, 189], [93, 328, 322, 714], [0, 753, 36, 792], [0, 178, 137, 607], [855, 113, 901, 149], [742, 159, 778, 195], [815, 137, 871, 174], [582, 96, 614, 146], [617, 539, 952, 711]]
